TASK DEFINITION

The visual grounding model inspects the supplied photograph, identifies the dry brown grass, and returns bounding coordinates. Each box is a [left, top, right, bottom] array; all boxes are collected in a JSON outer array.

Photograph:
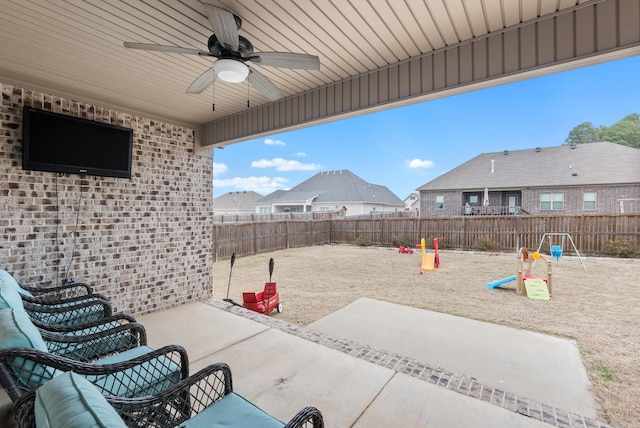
[[212, 245, 640, 427]]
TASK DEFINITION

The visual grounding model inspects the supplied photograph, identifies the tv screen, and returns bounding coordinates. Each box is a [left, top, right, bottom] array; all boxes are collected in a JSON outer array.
[[22, 106, 133, 178]]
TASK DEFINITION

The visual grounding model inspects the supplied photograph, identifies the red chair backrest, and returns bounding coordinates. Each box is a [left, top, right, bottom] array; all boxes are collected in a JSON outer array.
[[263, 282, 277, 299]]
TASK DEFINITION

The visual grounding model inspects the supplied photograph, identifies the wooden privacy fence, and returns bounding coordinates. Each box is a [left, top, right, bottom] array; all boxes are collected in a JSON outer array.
[[213, 214, 640, 260]]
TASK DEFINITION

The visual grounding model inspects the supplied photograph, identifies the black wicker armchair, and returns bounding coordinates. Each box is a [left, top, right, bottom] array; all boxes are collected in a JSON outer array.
[[1, 280, 114, 327], [0, 308, 189, 403], [0, 268, 102, 302], [14, 364, 324, 428]]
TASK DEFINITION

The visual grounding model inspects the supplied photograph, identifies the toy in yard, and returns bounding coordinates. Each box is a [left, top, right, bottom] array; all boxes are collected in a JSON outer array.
[[242, 258, 283, 315], [536, 233, 587, 271], [223, 252, 243, 307], [419, 238, 440, 272], [398, 246, 414, 254], [487, 248, 553, 300]]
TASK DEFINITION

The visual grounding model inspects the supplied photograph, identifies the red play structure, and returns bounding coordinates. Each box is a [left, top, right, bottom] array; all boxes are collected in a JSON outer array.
[[242, 258, 282, 315]]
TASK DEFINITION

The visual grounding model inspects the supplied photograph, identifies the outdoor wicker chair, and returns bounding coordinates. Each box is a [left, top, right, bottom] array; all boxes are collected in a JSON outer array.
[[0, 308, 189, 402], [1, 281, 113, 327], [14, 365, 324, 428], [0, 268, 104, 302]]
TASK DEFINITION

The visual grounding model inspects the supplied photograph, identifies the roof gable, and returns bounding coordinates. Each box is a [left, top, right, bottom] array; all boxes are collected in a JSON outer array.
[[213, 191, 263, 210], [418, 142, 640, 191], [261, 170, 404, 206]]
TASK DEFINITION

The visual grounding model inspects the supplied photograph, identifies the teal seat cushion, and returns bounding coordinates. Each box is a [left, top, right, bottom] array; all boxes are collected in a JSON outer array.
[[91, 346, 182, 397], [0, 282, 26, 312], [182, 392, 285, 428], [0, 308, 56, 389], [35, 371, 127, 428], [0, 269, 32, 297]]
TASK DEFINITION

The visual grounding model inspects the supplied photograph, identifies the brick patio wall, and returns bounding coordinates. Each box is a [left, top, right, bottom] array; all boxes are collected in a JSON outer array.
[[0, 83, 213, 315]]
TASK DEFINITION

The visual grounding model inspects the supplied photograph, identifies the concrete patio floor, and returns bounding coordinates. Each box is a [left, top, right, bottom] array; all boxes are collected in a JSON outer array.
[[0, 299, 608, 427]]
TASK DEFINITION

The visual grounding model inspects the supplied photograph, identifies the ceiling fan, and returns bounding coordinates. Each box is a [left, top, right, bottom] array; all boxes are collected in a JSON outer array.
[[123, 3, 320, 101]]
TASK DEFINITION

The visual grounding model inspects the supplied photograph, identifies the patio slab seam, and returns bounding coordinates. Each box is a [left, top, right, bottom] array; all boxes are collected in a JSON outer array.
[[207, 299, 611, 428]]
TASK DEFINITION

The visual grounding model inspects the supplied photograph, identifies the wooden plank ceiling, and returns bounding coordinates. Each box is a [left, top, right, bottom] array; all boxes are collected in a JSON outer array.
[[0, 0, 634, 134]]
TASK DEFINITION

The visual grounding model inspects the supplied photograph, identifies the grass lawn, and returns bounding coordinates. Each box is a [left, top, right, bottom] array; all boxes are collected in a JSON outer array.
[[213, 245, 639, 427]]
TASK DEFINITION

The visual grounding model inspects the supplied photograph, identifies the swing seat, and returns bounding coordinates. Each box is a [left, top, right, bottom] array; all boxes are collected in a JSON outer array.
[[550, 245, 563, 260]]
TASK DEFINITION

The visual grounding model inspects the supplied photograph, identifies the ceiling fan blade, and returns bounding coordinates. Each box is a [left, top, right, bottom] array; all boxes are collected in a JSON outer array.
[[249, 52, 320, 70], [248, 68, 282, 101], [204, 4, 239, 51], [186, 68, 217, 94], [124, 42, 210, 56]]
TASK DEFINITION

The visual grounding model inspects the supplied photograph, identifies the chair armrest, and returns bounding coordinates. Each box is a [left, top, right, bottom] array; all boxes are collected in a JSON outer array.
[[23, 282, 94, 298], [108, 362, 232, 427], [40, 322, 148, 361], [0, 344, 189, 401], [20, 291, 110, 306], [32, 313, 137, 334], [284, 406, 325, 428], [23, 298, 112, 327]]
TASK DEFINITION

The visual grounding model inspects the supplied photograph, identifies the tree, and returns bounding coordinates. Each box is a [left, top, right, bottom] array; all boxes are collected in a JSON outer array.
[[564, 114, 640, 148], [601, 119, 640, 148], [564, 122, 601, 145]]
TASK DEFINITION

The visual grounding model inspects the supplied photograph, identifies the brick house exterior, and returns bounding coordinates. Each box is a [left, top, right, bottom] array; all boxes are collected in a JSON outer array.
[[1, 82, 214, 315], [418, 143, 640, 217]]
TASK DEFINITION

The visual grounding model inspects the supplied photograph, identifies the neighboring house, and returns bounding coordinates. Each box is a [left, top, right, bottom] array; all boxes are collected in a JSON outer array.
[[213, 191, 263, 215], [404, 193, 420, 212], [418, 142, 640, 217], [255, 170, 405, 216]]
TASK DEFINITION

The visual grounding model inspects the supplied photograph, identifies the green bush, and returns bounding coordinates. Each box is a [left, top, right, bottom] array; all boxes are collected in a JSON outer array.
[[602, 240, 638, 258], [472, 238, 501, 252], [392, 233, 412, 248], [355, 235, 371, 247]]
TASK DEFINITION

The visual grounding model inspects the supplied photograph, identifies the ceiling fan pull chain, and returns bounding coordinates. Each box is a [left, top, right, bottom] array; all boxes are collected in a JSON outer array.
[[247, 79, 250, 108], [212, 83, 216, 111]]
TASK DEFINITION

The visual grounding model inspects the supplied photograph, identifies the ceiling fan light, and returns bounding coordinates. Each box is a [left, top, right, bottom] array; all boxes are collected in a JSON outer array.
[[213, 59, 249, 83]]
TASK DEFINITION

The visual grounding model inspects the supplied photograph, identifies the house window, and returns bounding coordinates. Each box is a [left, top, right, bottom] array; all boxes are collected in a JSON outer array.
[[319, 207, 329, 212], [583, 192, 596, 210], [259, 207, 272, 214], [469, 195, 478, 206], [541, 193, 564, 210], [436, 195, 444, 209]]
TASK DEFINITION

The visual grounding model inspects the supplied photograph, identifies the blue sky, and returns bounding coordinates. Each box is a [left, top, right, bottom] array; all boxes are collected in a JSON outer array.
[[213, 55, 640, 200]]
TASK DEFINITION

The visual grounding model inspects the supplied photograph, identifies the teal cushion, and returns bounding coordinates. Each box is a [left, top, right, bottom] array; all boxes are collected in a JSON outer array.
[[0, 308, 48, 351], [0, 282, 26, 312], [0, 269, 32, 297], [0, 308, 55, 390], [35, 371, 127, 428], [91, 346, 182, 397], [182, 393, 285, 428]]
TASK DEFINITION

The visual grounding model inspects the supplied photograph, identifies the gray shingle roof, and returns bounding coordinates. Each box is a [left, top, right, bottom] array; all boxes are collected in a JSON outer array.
[[213, 191, 263, 210], [258, 170, 404, 206], [418, 142, 640, 191]]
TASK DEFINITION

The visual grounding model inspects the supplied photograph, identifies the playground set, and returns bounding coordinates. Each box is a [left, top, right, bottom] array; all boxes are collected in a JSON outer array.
[[486, 232, 587, 299], [486, 247, 552, 299], [419, 238, 440, 272]]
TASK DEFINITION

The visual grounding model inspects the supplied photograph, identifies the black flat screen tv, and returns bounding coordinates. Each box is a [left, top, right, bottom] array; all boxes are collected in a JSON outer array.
[[22, 106, 133, 178]]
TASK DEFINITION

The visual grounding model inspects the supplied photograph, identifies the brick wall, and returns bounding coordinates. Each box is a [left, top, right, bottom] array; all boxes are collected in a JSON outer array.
[[1, 83, 213, 315]]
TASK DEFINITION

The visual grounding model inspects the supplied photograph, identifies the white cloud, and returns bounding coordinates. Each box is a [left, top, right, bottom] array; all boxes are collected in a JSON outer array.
[[251, 157, 322, 172], [295, 152, 307, 157], [213, 176, 289, 195], [213, 162, 228, 176], [264, 138, 286, 146], [408, 159, 435, 169]]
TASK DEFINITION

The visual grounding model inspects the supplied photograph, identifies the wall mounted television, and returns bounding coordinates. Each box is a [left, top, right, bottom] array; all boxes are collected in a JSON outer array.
[[22, 106, 133, 178]]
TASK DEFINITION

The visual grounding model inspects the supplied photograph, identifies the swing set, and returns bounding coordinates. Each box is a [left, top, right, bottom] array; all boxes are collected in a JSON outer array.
[[535, 233, 587, 271]]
